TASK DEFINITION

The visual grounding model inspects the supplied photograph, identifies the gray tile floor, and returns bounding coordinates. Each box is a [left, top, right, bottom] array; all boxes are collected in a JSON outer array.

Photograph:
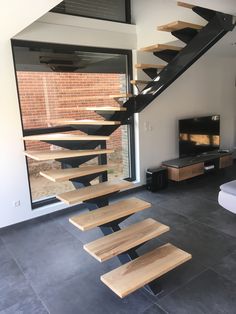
[[0, 165, 236, 313]]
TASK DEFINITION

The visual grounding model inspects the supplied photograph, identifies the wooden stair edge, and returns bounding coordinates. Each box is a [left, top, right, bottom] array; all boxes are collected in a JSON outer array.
[[130, 80, 151, 85], [83, 218, 170, 262], [177, 1, 195, 9], [139, 44, 182, 52], [109, 93, 133, 99], [48, 119, 121, 126], [135, 64, 166, 70], [40, 165, 109, 182], [23, 133, 110, 141], [57, 180, 134, 205], [69, 197, 151, 231], [101, 243, 192, 298], [56, 106, 127, 112], [24, 149, 114, 161], [157, 21, 203, 31]]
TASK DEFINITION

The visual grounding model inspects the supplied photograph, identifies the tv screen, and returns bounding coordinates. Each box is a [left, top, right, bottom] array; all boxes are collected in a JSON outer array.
[[179, 115, 220, 158]]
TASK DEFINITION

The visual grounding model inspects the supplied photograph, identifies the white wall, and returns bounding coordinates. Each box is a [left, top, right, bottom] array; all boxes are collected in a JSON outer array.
[[138, 56, 236, 182], [15, 13, 137, 50], [0, 11, 137, 228], [169, 0, 236, 16]]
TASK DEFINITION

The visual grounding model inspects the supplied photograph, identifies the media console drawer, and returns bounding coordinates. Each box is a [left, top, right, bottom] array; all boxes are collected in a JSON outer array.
[[167, 163, 204, 181], [219, 155, 233, 168]]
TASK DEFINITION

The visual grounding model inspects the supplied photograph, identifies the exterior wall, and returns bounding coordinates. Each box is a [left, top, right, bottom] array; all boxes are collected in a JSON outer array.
[[17, 71, 124, 153]]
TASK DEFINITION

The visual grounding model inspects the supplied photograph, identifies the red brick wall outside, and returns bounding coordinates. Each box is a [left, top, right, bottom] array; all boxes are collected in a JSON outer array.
[[17, 72, 125, 153]]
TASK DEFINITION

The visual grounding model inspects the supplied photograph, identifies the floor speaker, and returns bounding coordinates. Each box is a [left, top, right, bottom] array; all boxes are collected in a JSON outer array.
[[146, 167, 168, 192]]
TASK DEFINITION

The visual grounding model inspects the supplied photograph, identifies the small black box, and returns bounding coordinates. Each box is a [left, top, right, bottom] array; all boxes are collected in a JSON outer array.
[[146, 167, 168, 192]]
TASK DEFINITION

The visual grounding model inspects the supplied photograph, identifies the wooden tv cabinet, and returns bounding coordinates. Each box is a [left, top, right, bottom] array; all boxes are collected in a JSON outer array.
[[162, 152, 233, 182]]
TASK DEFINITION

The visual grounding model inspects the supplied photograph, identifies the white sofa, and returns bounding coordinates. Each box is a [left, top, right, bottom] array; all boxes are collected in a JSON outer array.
[[218, 180, 236, 214]]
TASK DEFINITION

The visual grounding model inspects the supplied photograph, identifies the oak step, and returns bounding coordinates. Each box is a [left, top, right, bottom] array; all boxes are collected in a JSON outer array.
[[40, 165, 109, 182], [58, 106, 127, 112], [69, 197, 151, 231], [23, 133, 109, 142], [135, 64, 165, 70], [177, 1, 195, 9], [140, 44, 182, 53], [101, 243, 192, 298], [49, 119, 121, 126], [84, 218, 170, 262], [157, 21, 203, 32], [109, 93, 133, 99], [59, 95, 128, 101], [57, 179, 133, 205], [130, 80, 151, 85], [24, 149, 114, 161]]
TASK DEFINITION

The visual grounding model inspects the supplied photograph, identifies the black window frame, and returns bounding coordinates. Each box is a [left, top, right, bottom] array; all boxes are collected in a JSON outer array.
[[50, 0, 131, 24], [11, 39, 136, 210]]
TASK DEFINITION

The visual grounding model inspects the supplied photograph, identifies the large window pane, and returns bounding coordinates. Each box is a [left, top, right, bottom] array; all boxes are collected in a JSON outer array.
[[12, 41, 135, 206]]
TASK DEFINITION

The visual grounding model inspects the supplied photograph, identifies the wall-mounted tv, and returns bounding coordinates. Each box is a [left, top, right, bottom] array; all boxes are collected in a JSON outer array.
[[179, 115, 220, 158]]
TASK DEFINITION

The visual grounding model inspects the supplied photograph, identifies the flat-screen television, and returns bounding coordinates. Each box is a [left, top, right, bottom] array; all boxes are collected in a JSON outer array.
[[179, 115, 220, 158]]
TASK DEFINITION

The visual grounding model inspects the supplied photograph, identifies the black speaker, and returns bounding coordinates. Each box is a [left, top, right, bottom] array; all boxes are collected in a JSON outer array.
[[146, 167, 168, 192]]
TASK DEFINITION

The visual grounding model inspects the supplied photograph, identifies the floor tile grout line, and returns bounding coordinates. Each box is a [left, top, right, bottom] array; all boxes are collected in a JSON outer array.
[[156, 197, 220, 220], [155, 267, 210, 305], [53, 216, 85, 246], [141, 302, 170, 314], [208, 266, 236, 286], [191, 219, 236, 240], [1, 237, 50, 314], [206, 267, 236, 287]]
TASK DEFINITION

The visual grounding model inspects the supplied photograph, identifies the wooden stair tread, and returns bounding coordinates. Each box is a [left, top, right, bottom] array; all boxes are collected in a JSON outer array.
[[135, 64, 165, 70], [101, 243, 192, 298], [40, 165, 109, 182], [177, 1, 195, 9], [49, 119, 121, 126], [140, 44, 182, 52], [24, 149, 114, 161], [157, 21, 203, 32], [130, 80, 151, 85], [57, 180, 133, 205], [57, 106, 126, 112], [69, 197, 151, 231], [59, 95, 125, 101], [84, 218, 170, 262], [109, 93, 133, 98], [23, 133, 109, 141]]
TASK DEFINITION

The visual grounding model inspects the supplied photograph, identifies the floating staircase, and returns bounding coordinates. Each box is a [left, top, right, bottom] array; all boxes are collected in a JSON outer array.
[[23, 1, 235, 298]]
